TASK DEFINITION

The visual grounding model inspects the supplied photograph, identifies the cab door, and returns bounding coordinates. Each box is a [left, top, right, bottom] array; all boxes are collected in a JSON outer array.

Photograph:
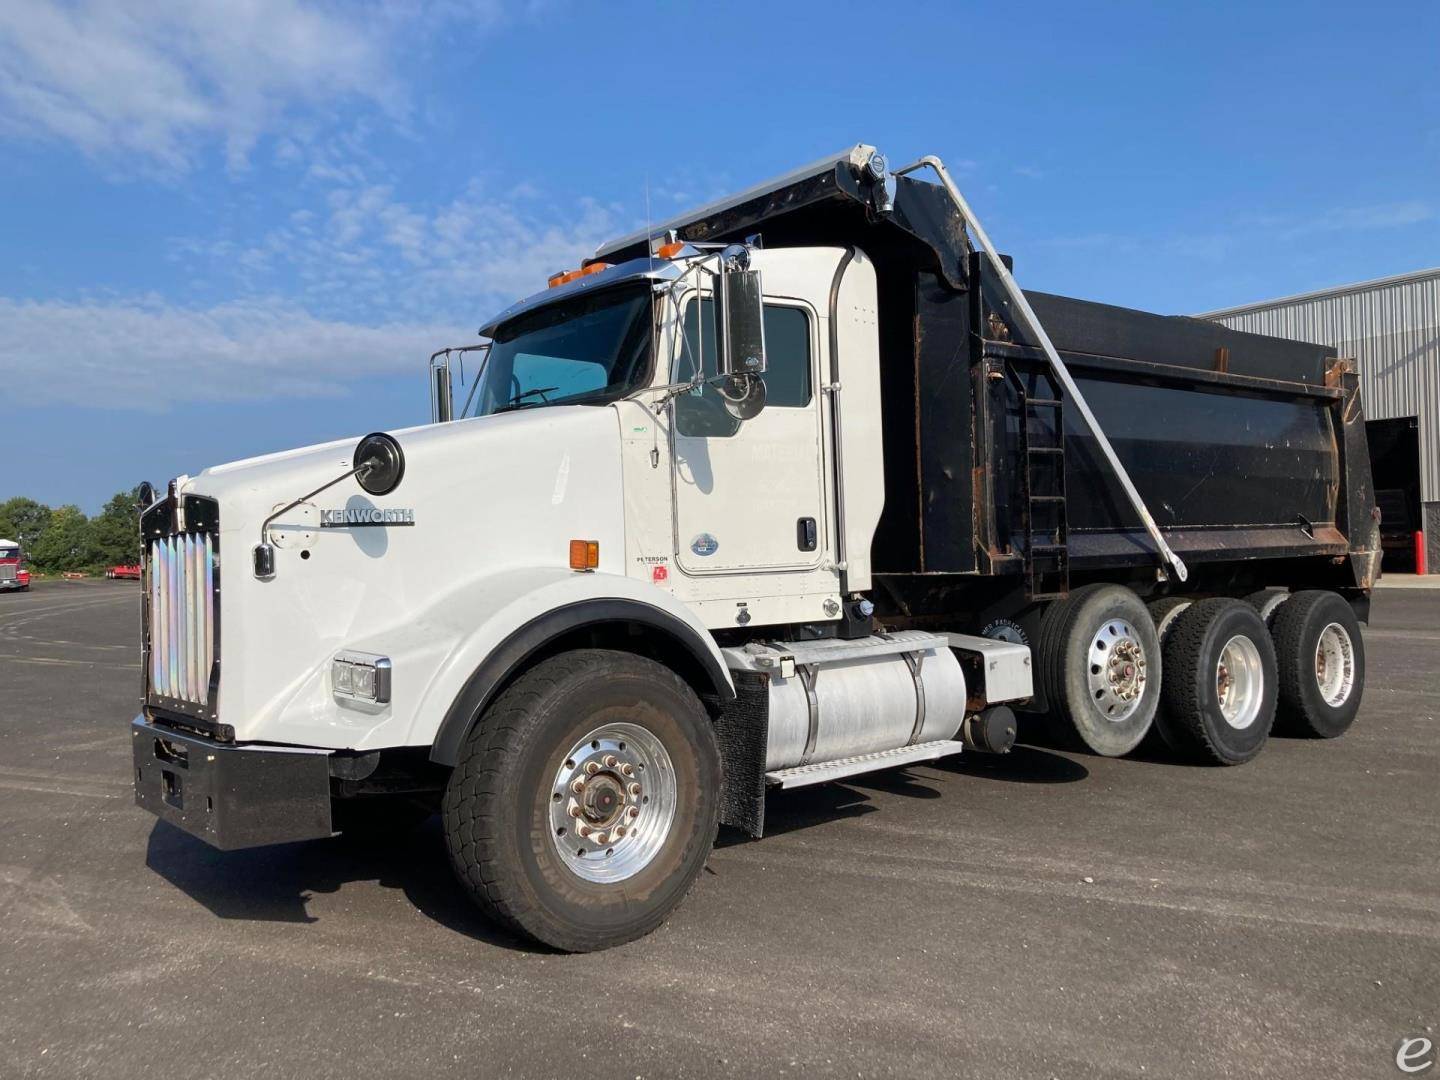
[[670, 295, 829, 575]]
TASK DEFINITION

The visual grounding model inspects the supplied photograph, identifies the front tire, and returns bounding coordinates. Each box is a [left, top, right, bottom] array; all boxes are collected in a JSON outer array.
[[1271, 591, 1365, 738], [1159, 598, 1277, 765], [443, 649, 721, 952], [1038, 584, 1160, 757]]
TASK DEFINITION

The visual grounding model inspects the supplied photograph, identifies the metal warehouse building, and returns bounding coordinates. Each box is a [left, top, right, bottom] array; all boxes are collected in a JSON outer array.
[[1203, 267, 1440, 574]]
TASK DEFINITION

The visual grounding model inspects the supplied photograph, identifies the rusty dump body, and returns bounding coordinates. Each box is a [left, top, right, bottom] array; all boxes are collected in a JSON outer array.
[[597, 152, 1381, 618]]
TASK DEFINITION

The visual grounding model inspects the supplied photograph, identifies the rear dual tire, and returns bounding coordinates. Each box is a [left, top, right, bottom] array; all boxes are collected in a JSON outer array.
[[1038, 584, 1161, 757], [1159, 598, 1277, 765], [1271, 590, 1364, 738]]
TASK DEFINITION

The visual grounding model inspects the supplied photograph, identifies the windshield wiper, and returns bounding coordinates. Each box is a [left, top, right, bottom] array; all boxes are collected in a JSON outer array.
[[494, 386, 559, 413]]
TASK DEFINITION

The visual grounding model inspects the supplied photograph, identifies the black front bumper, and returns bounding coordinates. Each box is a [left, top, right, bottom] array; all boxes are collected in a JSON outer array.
[[132, 716, 334, 850]]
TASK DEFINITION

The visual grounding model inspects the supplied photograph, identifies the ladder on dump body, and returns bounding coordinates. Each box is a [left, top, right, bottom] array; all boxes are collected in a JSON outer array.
[[892, 155, 1188, 585], [1017, 382, 1070, 600]]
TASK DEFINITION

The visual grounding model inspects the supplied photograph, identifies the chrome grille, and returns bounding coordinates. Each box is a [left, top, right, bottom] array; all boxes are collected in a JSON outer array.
[[148, 533, 216, 707], [0, 564, 14, 582]]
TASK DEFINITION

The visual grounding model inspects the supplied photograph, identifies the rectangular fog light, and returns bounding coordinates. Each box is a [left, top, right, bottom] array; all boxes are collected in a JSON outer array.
[[332, 651, 391, 704]]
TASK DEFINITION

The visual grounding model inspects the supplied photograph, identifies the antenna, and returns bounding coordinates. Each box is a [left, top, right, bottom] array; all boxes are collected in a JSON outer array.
[[645, 174, 653, 271]]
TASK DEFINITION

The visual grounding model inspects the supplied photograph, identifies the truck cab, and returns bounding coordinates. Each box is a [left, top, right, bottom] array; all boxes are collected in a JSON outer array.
[[131, 146, 1377, 952], [0, 540, 30, 591]]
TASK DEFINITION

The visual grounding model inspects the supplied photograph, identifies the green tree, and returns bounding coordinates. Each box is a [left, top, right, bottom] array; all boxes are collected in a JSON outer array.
[[0, 497, 53, 551], [29, 505, 96, 573], [88, 487, 144, 566]]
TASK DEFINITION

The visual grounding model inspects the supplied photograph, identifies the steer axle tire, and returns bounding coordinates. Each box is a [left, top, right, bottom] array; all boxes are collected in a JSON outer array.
[[1159, 598, 1277, 765], [1270, 590, 1365, 739], [443, 649, 720, 952]]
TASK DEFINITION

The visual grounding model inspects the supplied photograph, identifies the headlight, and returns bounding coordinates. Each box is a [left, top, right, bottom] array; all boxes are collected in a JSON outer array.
[[332, 651, 391, 704]]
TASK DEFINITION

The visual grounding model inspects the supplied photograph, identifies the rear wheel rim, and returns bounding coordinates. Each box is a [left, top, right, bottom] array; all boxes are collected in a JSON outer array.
[[1086, 619, 1149, 723], [548, 721, 677, 884], [1314, 622, 1355, 707], [1216, 635, 1264, 730]]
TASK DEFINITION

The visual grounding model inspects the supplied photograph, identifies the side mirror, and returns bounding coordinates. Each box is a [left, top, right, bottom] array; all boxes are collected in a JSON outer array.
[[715, 259, 766, 380], [431, 359, 453, 423]]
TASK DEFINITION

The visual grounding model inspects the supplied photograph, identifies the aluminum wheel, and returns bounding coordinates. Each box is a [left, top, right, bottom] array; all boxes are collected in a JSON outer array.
[[1216, 634, 1264, 730], [548, 721, 677, 884], [1314, 621, 1355, 707], [1086, 619, 1149, 723]]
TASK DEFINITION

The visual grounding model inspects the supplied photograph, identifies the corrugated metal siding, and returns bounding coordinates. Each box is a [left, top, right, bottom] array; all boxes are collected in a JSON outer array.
[[1206, 270, 1440, 502]]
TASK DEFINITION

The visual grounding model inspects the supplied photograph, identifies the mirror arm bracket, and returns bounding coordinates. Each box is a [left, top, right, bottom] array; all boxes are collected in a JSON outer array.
[[253, 463, 372, 580]]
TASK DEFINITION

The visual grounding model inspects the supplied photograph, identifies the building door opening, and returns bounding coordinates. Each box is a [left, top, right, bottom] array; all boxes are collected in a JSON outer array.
[[1366, 417, 1422, 572]]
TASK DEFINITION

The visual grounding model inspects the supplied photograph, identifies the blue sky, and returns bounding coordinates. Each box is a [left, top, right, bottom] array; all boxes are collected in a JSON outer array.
[[1, 0, 1436, 512]]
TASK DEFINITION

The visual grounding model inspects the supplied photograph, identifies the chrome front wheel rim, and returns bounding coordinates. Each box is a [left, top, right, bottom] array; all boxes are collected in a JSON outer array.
[[1216, 635, 1264, 730], [548, 722, 676, 884], [1087, 619, 1149, 723], [1314, 622, 1355, 707]]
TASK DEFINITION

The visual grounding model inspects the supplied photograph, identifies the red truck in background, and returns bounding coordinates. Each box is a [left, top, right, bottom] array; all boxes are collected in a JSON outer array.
[[105, 565, 142, 580], [0, 540, 30, 592]]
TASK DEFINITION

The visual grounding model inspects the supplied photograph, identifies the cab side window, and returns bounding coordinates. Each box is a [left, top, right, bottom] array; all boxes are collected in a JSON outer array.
[[673, 300, 812, 437]]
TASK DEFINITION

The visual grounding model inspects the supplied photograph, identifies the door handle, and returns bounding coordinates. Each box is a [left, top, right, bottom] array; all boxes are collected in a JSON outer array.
[[797, 517, 817, 552]]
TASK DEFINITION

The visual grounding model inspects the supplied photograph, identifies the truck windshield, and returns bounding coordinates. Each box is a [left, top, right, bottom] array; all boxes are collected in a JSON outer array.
[[469, 285, 654, 417]]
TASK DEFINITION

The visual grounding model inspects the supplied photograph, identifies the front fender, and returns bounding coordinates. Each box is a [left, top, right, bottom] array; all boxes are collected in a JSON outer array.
[[410, 567, 734, 765]]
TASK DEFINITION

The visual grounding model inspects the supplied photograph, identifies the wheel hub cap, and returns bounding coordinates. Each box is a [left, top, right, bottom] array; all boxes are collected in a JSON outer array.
[[548, 722, 676, 884], [1216, 635, 1264, 730], [1314, 622, 1355, 707], [1087, 620, 1148, 722]]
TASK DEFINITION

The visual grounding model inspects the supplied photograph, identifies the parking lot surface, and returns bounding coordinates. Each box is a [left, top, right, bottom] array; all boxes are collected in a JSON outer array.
[[1, 580, 1436, 1079]]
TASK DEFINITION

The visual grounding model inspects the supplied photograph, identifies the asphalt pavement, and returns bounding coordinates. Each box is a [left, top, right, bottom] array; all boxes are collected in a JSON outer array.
[[1, 580, 1436, 1079]]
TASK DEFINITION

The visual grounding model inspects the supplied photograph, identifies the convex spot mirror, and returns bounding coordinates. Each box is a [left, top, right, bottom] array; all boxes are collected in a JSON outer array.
[[355, 432, 405, 496]]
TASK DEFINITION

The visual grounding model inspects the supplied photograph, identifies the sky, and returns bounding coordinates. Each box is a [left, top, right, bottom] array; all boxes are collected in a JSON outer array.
[[1, 0, 1437, 512]]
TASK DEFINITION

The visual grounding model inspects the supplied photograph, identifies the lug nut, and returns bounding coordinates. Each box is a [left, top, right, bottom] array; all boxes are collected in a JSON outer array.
[[620, 763, 634, 777], [626, 806, 640, 820], [585, 761, 600, 775], [578, 825, 592, 838], [613, 826, 626, 838], [568, 805, 582, 819], [570, 779, 585, 794], [603, 754, 618, 768], [628, 783, 642, 797], [593, 832, 608, 846]]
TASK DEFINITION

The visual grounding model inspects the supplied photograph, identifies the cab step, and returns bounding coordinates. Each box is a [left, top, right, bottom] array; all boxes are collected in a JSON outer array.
[[765, 740, 965, 789]]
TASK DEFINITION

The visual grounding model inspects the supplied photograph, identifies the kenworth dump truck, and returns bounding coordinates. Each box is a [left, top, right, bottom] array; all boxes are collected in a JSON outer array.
[[132, 146, 1380, 951]]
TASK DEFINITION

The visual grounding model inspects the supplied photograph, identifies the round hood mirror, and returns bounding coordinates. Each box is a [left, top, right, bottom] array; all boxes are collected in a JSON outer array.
[[354, 432, 405, 496]]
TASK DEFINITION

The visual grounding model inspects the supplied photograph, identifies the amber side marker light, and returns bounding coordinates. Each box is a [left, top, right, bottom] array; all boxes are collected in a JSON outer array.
[[569, 539, 599, 571], [654, 241, 685, 259]]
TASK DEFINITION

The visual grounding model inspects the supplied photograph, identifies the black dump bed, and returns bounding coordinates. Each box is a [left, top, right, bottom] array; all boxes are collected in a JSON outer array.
[[597, 148, 1380, 595]]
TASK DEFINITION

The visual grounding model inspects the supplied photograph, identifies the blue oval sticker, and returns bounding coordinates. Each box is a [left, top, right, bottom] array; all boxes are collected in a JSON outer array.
[[689, 533, 719, 558]]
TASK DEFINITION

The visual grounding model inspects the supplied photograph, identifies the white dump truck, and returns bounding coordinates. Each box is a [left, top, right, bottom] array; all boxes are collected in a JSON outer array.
[[132, 147, 1379, 951]]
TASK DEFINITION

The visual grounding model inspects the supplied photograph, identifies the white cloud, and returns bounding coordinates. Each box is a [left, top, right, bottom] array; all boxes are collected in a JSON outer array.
[[1039, 200, 1436, 264], [169, 172, 627, 324], [1284, 200, 1435, 237], [5, 169, 628, 409], [0, 294, 468, 408], [0, 0, 428, 172]]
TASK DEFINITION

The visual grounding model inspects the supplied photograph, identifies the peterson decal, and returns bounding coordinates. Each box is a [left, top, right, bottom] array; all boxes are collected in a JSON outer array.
[[320, 508, 416, 528]]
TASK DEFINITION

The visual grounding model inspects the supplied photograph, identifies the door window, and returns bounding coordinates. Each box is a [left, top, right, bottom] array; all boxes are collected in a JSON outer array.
[[673, 300, 812, 437]]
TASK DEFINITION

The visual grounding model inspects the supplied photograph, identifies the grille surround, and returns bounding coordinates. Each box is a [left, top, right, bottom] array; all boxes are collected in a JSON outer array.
[[142, 492, 222, 731]]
